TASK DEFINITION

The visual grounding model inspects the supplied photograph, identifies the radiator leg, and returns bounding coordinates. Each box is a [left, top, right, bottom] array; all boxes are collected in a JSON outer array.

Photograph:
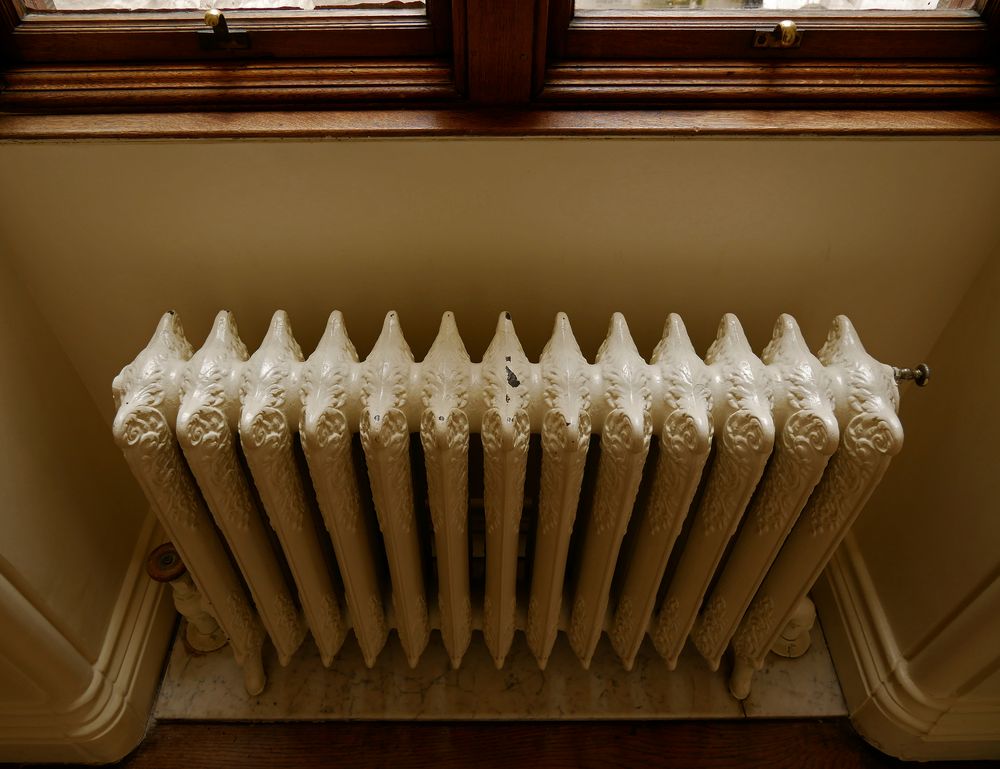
[[730, 656, 756, 700], [727, 597, 815, 701], [770, 596, 816, 658], [178, 579, 229, 653], [242, 647, 266, 697], [147, 543, 227, 653]]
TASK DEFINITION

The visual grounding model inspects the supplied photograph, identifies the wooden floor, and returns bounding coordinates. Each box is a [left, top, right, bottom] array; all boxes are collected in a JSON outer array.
[[89, 720, 990, 769]]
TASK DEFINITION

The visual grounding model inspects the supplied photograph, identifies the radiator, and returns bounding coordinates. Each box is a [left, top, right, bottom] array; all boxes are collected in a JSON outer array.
[[112, 309, 903, 699]]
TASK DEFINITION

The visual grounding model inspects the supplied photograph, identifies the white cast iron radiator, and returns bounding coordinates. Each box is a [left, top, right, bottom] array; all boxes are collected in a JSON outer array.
[[112, 310, 904, 700]]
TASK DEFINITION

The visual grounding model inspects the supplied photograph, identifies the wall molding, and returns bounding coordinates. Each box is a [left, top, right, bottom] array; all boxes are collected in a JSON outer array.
[[815, 532, 1000, 761], [0, 511, 175, 764]]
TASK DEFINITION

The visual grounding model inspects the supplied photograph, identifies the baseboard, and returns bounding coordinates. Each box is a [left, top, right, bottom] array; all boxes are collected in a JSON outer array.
[[0, 511, 176, 764], [815, 532, 1000, 761]]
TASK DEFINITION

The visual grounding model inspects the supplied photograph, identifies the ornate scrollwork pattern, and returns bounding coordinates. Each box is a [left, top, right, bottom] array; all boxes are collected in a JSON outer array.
[[651, 596, 681, 660], [732, 596, 775, 663], [691, 595, 728, 660], [117, 406, 202, 530]]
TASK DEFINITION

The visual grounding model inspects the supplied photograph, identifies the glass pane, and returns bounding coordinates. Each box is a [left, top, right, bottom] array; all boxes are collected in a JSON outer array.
[[576, 0, 975, 9], [25, 1, 423, 10]]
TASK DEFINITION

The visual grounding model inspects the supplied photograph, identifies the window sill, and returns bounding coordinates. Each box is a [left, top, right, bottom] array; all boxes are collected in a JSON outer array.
[[2, 107, 1000, 140]]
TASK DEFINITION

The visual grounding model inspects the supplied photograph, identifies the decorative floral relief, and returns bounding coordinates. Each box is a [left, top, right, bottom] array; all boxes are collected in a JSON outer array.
[[310, 408, 349, 451], [568, 596, 588, 660], [482, 594, 497, 652], [421, 313, 471, 413], [361, 313, 414, 418], [113, 312, 192, 412], [691, 594, 727, 659], [302, 311, 357, 414], [367, 593, 389, 654], [316, 592, 345, 657], [118, 406, 202, 530], [182, 407, 254, 531], [807, 412, 900, 537], [361, 407, 415, 536], [273, 592, 302, 645], [481, 589, 518, 663], [732, 595, 774, 662], [609, 596, 635, 659], [699, 410, 770, 536], [241, 314, 302, 415], [526, 594, 543, 656], [593, 409, 651, 535], [397, 594, 430, 662], [482, 312, 530, 415], [706, 315, 773, 416], [540, 313, 591, 418], [538, 409, 590, 537], [302, 408, 361, 535], [651, 596, 681, 658], [597, 314, 652, 417], [302, 364, 350, 415], [643, 410, 709, 537], [481, 408, 529, 536], [421, 408, 470, 535], [224, 587, 264, 663], [242, 409, 307, 532]]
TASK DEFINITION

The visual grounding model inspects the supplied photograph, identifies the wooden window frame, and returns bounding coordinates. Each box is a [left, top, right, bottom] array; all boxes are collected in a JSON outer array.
[[1, 0, 999, 129], [0, 0, 463, 111], [535, 0, 1000, 106], [0, 0, 453, 61]]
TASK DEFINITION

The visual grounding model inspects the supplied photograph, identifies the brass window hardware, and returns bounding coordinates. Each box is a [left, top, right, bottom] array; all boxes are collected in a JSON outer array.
[[199, 9, 250, 51], [753, 20, 802, 49]]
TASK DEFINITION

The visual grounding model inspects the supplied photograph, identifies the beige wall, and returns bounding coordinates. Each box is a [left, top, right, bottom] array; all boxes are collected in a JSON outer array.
[[854, 252, 1000, 699], [0, 256, 146, 666], [1, 138, 997, 428]]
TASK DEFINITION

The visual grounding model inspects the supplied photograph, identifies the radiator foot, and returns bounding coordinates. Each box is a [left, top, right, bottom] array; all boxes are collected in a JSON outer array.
[[770, 596, 815, 659], [184, 619, 228, 654], [729, 657, 755, 700], [242, 649, 266, 696]]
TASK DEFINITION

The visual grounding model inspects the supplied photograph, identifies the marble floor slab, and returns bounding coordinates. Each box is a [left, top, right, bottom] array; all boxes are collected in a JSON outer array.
[[154, 621, 845, 720]]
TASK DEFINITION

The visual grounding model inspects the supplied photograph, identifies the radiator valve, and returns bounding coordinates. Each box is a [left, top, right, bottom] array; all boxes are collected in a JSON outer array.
[[147, 543, 228, 654]]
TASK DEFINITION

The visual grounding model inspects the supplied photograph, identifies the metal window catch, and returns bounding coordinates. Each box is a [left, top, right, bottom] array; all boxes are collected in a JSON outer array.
[[754, 20, 802, 49], [199, 9, 250, 50]]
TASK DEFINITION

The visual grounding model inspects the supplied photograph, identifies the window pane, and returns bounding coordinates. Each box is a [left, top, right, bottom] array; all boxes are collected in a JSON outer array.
[[25, 1, 424, 10], [576, 0, 975, 9]]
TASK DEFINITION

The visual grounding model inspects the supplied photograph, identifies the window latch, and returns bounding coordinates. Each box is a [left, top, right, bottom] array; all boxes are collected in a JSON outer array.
[[753, 20, 802, 49], [199, 9, 251, 51]]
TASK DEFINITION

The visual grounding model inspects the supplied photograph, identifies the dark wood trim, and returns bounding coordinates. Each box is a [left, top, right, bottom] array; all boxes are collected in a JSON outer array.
[[105, 719, 999, 769], [0, 60, 459, 112], [563, 11, 990, 60], [462, 0, 539, 104], [0, 0, 24, 36], [427, 0, 453, 55], [546, 0, 573, 61], [531, 0, 551, 95], [450, 0, 468, 94], [538, 60, 1000, 107], [3, 107, 1000, 139], [2, 9, 441, 62]]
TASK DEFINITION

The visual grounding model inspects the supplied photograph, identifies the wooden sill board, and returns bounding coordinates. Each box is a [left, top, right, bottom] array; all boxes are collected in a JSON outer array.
[[2, 109, 1000, 140]]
